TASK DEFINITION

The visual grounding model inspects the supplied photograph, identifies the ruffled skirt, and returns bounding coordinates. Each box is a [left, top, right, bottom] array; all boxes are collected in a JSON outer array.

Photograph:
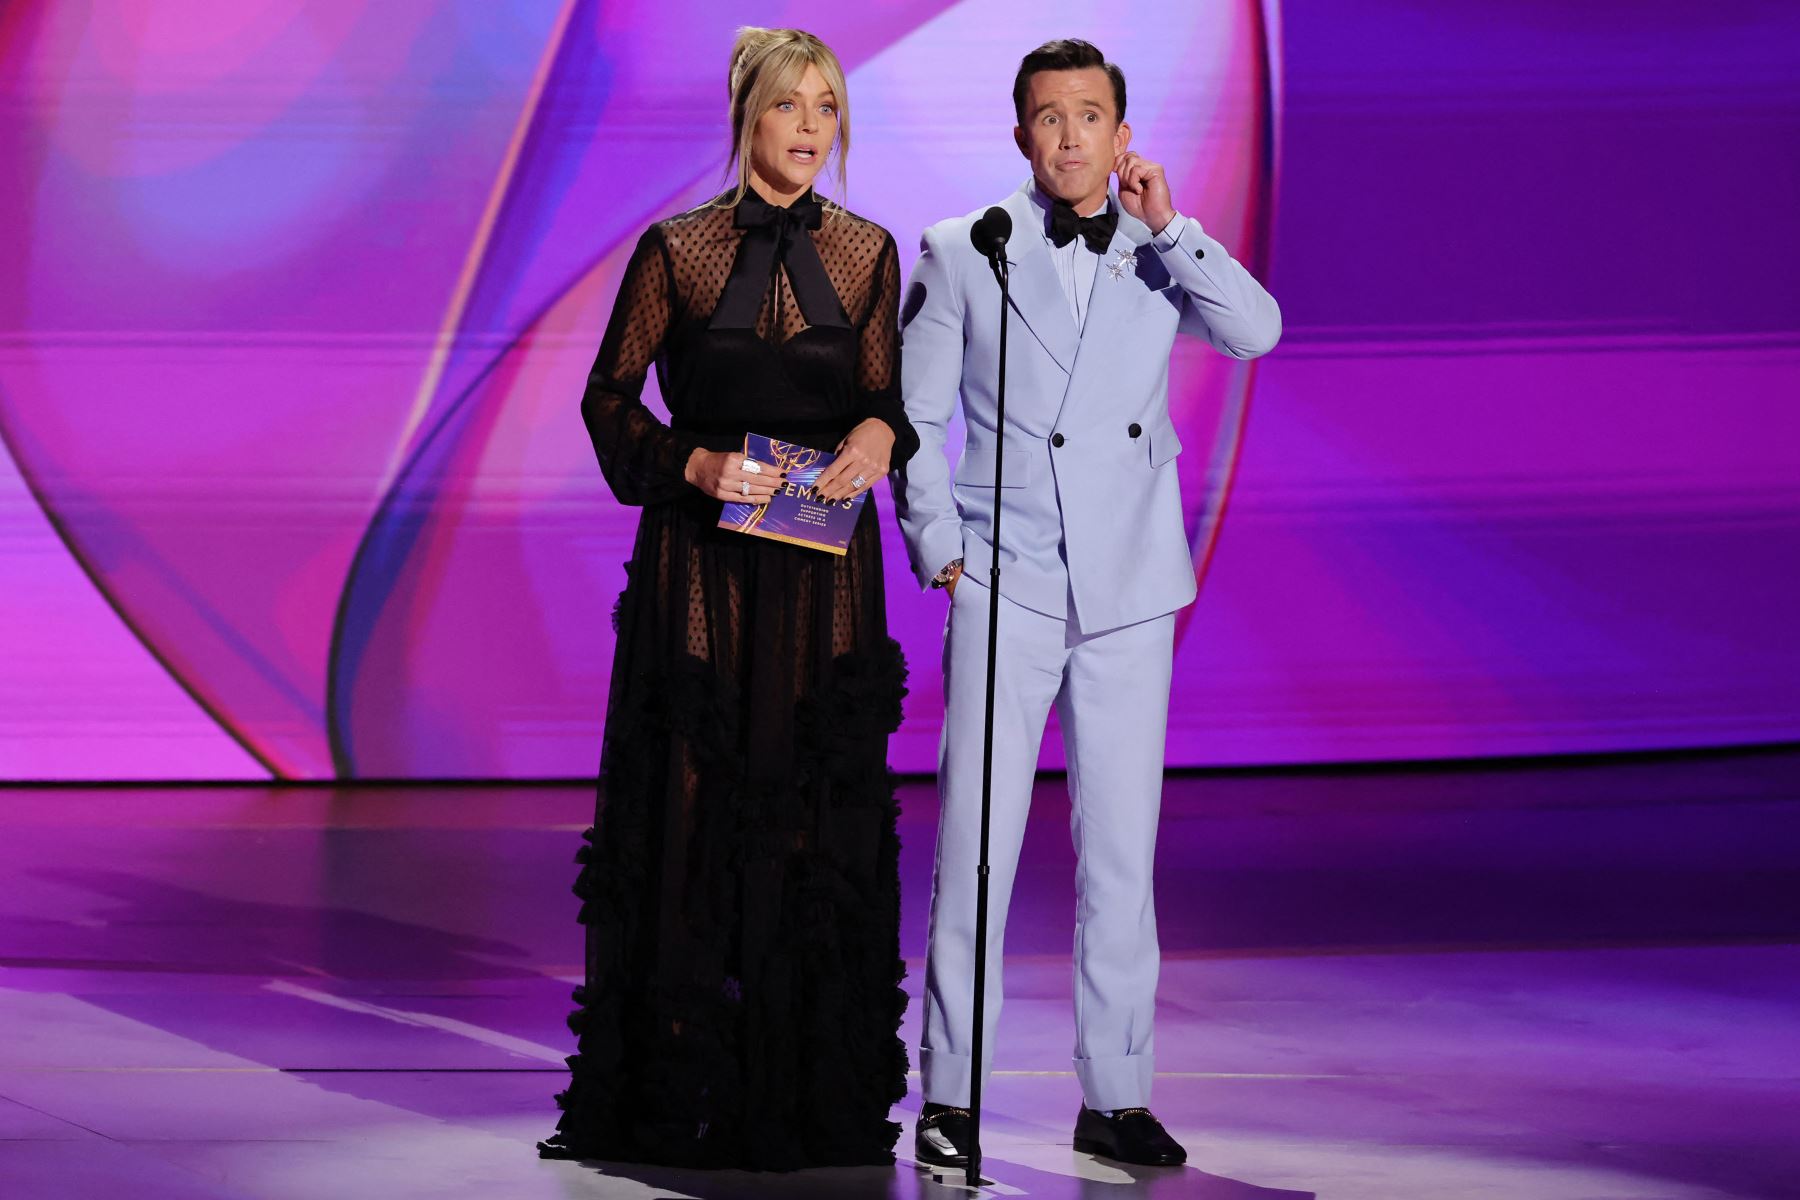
[[539, 498, 909, 1170]]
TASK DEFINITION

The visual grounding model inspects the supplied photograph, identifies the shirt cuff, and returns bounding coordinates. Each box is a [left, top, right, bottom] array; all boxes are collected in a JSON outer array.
[[1150, 212, 1191, 252]]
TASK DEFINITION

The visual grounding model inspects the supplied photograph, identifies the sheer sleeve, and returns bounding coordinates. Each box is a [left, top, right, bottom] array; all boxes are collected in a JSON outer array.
[[579, 226, 699, 506], [855, 233, 919, 468]]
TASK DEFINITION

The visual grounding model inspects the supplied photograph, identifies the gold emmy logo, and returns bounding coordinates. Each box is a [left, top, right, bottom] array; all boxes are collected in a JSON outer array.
[[770, 441, 822, 475]]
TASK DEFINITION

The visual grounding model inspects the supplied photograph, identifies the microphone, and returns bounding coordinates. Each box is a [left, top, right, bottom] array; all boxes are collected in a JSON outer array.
[[969, 206, 1012, 262]]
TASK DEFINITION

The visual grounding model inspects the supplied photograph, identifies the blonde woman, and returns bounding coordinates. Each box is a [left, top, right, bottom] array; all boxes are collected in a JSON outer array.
[[538, 28, 916, 1170]]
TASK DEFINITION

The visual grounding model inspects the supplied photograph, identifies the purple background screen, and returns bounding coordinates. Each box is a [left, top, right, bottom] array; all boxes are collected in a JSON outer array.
[[2, 1, 1796, 781]]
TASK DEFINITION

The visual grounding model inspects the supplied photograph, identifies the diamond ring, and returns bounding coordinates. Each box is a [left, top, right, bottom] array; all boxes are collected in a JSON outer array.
[[851, 475, 867, 489], [742, 458, 762, 475], [740, 480, 750, 497]]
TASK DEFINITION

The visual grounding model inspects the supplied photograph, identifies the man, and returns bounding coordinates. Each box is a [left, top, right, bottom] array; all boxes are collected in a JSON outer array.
[[894, 38, 1280, 1169]]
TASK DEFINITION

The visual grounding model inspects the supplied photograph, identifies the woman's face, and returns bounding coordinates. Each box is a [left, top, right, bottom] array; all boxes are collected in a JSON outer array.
[[749, 63, 838, 200]]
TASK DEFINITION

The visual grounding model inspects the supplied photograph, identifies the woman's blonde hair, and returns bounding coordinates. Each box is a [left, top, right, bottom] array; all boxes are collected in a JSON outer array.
[[720, 27, 849, 208]]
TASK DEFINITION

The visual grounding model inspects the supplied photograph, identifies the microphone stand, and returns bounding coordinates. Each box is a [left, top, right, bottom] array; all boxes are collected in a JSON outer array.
[[965, 237, 1009, 1190]]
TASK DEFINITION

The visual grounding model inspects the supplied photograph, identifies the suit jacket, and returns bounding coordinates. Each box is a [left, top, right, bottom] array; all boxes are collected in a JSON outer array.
[[894, 179, 1282, 634]]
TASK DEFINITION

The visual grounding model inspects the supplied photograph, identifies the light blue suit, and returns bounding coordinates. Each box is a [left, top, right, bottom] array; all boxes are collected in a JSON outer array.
[[895, 178, 1279, 1110]]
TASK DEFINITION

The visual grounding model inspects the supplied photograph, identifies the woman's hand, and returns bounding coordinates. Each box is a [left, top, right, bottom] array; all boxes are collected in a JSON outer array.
[[814, 418, 896, 503], [686, 448, 785, 503]]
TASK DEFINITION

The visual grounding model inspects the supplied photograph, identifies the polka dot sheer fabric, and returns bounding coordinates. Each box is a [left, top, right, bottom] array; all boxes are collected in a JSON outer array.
[[542, 194, 916, 1169]]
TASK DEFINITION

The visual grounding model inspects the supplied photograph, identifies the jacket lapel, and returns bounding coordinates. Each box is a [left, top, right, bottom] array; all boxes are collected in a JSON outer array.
[[995, 184, 1078, 376]]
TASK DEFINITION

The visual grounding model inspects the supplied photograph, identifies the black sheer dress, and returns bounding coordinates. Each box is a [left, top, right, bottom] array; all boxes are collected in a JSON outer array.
[[538, 189, 919, 1170]]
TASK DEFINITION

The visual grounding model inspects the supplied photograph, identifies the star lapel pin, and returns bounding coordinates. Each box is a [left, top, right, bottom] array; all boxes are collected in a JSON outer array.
[[1107, 248, 1138, 281]]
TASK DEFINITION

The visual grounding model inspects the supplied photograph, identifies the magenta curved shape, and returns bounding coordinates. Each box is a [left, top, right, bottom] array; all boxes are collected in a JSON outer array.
[[326, 1, 1281, 777]]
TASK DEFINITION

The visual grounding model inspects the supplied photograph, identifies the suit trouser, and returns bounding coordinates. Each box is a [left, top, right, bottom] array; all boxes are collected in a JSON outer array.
[[920, 575, 1175, 1111]]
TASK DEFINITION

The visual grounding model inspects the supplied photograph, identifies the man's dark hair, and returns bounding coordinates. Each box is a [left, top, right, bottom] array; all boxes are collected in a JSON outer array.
[[1012, 39, 1127, 126]]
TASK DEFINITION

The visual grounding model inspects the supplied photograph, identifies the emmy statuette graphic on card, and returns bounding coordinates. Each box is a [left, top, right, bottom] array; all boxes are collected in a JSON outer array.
[[718, 433, 867, 555]]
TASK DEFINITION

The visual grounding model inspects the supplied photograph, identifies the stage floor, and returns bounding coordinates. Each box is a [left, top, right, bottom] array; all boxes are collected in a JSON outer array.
[[2, 748, 1797, 1199]]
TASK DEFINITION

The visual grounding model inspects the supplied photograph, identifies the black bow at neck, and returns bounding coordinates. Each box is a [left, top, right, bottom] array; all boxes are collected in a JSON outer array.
[[709, 188, 849, 333], [1048, 198, 1119, 254]]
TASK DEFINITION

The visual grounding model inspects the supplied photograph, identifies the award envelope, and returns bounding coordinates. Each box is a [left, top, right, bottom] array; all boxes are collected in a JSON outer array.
[[718, 433, 867, 555]]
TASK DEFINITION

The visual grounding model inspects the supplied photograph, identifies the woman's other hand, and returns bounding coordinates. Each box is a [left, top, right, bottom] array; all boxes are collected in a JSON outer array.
[[814, 418, 895, 502], [686, 449, 785, 503]]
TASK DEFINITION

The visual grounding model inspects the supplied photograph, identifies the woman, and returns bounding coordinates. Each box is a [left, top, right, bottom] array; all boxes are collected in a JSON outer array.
[[538, 27, 917, 1171]]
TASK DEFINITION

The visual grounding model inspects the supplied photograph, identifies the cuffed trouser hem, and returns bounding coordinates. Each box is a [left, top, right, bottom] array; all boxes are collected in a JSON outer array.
[[920, 1047, 978, 1107], [1075, 1052, 1154, 1111]]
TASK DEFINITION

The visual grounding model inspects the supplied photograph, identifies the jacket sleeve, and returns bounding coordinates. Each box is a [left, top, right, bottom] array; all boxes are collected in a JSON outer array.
[[892, 223, 968, 589], [857, 232, 920, 467], [1148, 214, 1282, 359], [578, 226, 701, 506]]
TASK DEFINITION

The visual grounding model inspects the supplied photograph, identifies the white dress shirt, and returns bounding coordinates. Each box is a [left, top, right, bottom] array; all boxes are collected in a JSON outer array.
[[1026, 182, 1192, 332]]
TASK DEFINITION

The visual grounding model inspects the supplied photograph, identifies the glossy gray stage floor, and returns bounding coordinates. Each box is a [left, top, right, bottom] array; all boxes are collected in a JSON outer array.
[[3, 748, 1798, 1199]]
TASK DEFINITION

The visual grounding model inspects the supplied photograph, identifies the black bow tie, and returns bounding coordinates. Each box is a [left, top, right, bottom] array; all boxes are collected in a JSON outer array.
[[736, 188, 825, 237], [1048, 199, 1118, 254], [711, 189, 848, 332]]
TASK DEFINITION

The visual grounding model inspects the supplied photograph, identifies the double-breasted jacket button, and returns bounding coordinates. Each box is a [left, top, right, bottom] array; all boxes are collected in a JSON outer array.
[[1051, 432, 1066, 448], [1128, 423, 1143, 439], [1194, 248, 1205, 260]]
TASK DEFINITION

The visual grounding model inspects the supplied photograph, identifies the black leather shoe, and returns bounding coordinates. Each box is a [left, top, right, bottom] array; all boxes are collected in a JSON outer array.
[[914, 1102, 972, 1168], [1073, 1106, 1188, 1166]]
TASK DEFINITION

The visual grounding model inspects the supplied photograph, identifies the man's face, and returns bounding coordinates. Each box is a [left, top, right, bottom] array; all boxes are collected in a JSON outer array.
[[1014, 66, 1130, 212]]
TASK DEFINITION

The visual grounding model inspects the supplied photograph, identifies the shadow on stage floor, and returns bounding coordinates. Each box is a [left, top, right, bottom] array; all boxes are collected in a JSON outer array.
[[1, 745, 1796, 1198]]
